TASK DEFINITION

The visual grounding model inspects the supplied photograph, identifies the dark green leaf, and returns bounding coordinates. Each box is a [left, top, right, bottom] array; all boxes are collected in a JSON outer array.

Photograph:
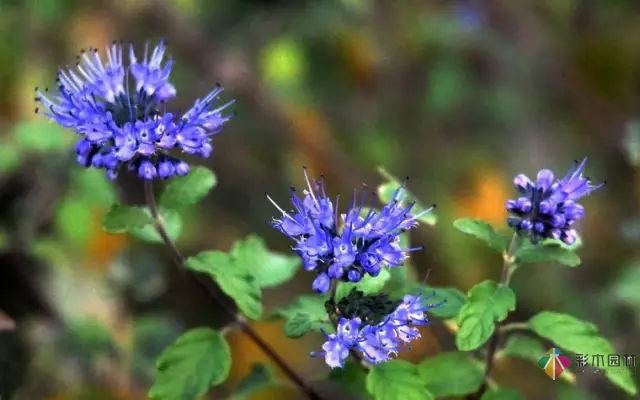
[[500, 334, 545, 362], [275, 296, 330, 337], [453, 218, 508, 252], [377, 167, 437, 226], [329, 360, 369, 398], [102, 204, 153, 234], [149, 327, 231, 400], [230, 235, 299, 288], [418, 352, 484, 396], [366, 360, 434, 400], [422, 286, 467, 319], [160, 166, 217, 209], [335, 268, 390, 301], [284, 313, 314, 338], [129, 209, 182, 244], [529, 311, 637, 395], [186, 251, 262, 320], [515, 242, 581, 267], [456, 280, 516, 351], [232, 363, 277, 399], [480, 388, 524, 400]]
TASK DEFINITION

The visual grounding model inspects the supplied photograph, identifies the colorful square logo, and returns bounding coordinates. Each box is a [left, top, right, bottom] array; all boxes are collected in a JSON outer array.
[[538, 348, 571, 380]]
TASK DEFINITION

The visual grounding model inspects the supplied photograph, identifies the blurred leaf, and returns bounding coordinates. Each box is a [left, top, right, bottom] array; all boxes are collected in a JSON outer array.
[[284, 313, 327, 338], [55, 197, 93, 250], [377, 167, 437, 226], [611, 263, 640, 309], [480, 388, 524, 400], [335, 268, 391, 301], [557, 384, 597, 400], [13, 120, 69, 152], [0, 141, 20, 173], [426, 58, 468, 116], [102, 204, 153, 234], [500, 334, 545, 362], [232, 364, 277, 399], [418, 352, 483, 396], [453, 218, 508, 252], [70, 169, 116, 207], [149, 327, 231, 400], [261, 36, 305, 89], [160, 166, 217, 209], [422, 286, 467, 319], [230, 235, 300, 288], [456, 280, 515, 351], [275, 295, 330, 337], [185, 251, 262, 320], [129, 209, 182, 244], [515, 242, 581, 267], [366, 360, 433, 400], [529, 311, 637, 396], [329, 360, 370, 398], [66, 317, 115, 356], [132, 316, 181, 380]]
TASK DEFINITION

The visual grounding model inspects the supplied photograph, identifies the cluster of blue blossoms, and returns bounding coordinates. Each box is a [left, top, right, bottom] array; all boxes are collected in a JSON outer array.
[[36, 41, 233, 180], [268, 170, 433, 293], [314, 294, 434, 368], [506, 158, 603, 245]]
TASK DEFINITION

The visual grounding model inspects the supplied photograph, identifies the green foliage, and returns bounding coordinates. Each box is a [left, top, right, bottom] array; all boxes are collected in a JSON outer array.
[[102, 204, 153, 233], [185, 251, 262, 320], [131, 316, 180, 380], [329, 360, 370, 398], [335, 268, 390, 301], [456, 280, 516, 351], [55, 197, 93, 250], [129, 209, 182, 243], [611, 263, 640, 309], [66, 317, 115, 356], [453, 218, 508, 252], [515, 241, 581, 267], [422, 286, 467, 319], [148, 327, 231, 400], [418, 352, 484, 397], [159, 166, 217, 210], [366, 360, 434, 400], [232, 364, 278, 399], [13, 120, 70, 152], [230, 235, 299, 288], [275, 295, 330, 338], [480, 388, 524, 400], [500, 334, 545, 362], [377, 167, 437, 226], [529, 311, 637, 395]]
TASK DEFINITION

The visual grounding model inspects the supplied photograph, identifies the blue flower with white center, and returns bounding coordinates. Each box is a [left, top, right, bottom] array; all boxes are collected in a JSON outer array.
[[506, 158, 603, 245], [312, 294, 436, 368], [267, 170, 433, 293], [36, 40, 233, 180]]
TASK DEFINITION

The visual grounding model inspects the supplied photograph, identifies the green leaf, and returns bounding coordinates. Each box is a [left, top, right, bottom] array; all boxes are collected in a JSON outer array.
[[422, 286, 467, 319], [149, 327, 231, 400], [456, 280, 516, 351], [13, 120, 70, 152], [453, 218, 508, 252], [275, 296, 330, 337], [515, 242, 581, 267], [186, 251, 262, 320], [418, 352, 484, 397], [335, 268, 391, 301], [283, 313, 325, 338], [230, 235, 299, 288], [0, 141, 20, 173], [377, 167, 437, 226], [160, 166, 217, 209], [366, 360, 434, 400], [129, 209, 182, 244], [55, 197, 93, 250], [529, 311, 637, 396], [500, 334, 545, 362], [232, 363, 277, 399], [329, 360, 369, 398], [480, 388, 525, 400], [102, 204, 153, 234]]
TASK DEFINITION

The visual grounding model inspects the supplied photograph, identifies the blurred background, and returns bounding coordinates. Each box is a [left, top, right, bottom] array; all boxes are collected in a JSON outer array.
[[1, 0, 639, 398]]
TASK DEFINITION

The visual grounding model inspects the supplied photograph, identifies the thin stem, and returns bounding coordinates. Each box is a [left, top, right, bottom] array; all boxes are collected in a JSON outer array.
[[143, 180, 323, 400]]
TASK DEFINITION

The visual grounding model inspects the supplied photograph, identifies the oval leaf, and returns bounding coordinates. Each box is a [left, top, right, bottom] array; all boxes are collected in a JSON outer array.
[[230, 235, 300, 288], [453, 218, 508, 252], [418, 352, 484, 397], [160, 166, 217, 209]]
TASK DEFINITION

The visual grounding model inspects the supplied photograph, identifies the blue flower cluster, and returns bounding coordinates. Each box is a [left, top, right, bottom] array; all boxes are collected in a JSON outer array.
[[36, 41, 233, 180], [506, 158, 603, 245], [314, 294, 432, 368], [268, 171, 433, 293]]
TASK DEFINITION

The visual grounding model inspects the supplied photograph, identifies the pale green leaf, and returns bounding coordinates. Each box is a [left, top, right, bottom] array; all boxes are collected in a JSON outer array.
[[418, 352, 484, 397], [230, 235, 299, 288], [500, 334, 545, 362], [102, 204, 153, 233], [422, 286, 467, 319], [129, 209, 182, 244], [366, 360, 434, 400], [160, 166, 217, 209], [335, 268, 391, 301], [453, 218, 508, 252]]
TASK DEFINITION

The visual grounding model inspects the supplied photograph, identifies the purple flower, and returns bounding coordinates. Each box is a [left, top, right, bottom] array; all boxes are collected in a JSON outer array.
[[268, 170, 432, 293], [506, 158, 603, 245], [35, 40, 233, 180], [312, 294, 435, 368]]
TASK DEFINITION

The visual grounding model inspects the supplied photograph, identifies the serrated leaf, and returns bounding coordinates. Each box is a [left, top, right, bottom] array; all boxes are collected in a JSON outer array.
[[418, 352, 484, 397], [456, 280, 516, 351], [377, 167, 437, 226], [480, 388, 524, 400], [275, 296, 330, 337], [230, 235, 299, 288], [148, 327, 231, 400], [232, 363, 277, 399], [366, 360, 434, 400], [160, 166, 217, 209], [515, 242, 581, 267], [529, 311, 637, 396], [102, 204, 153, 233], [186, 251, 262, 320], [335, 268, 391, 301], [422, 286, 467, 319], [284, 313, 317, 338], [500, 334, 545, 362], [453, 218, 508, 252], [129, 208, 182, 244]]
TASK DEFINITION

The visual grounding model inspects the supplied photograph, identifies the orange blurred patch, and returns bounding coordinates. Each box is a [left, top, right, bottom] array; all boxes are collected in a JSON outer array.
[[454, 170, 508, 225], [338, 30, 378, 88], [69, 10, 114, 49], [84, 209, 127, 270]]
